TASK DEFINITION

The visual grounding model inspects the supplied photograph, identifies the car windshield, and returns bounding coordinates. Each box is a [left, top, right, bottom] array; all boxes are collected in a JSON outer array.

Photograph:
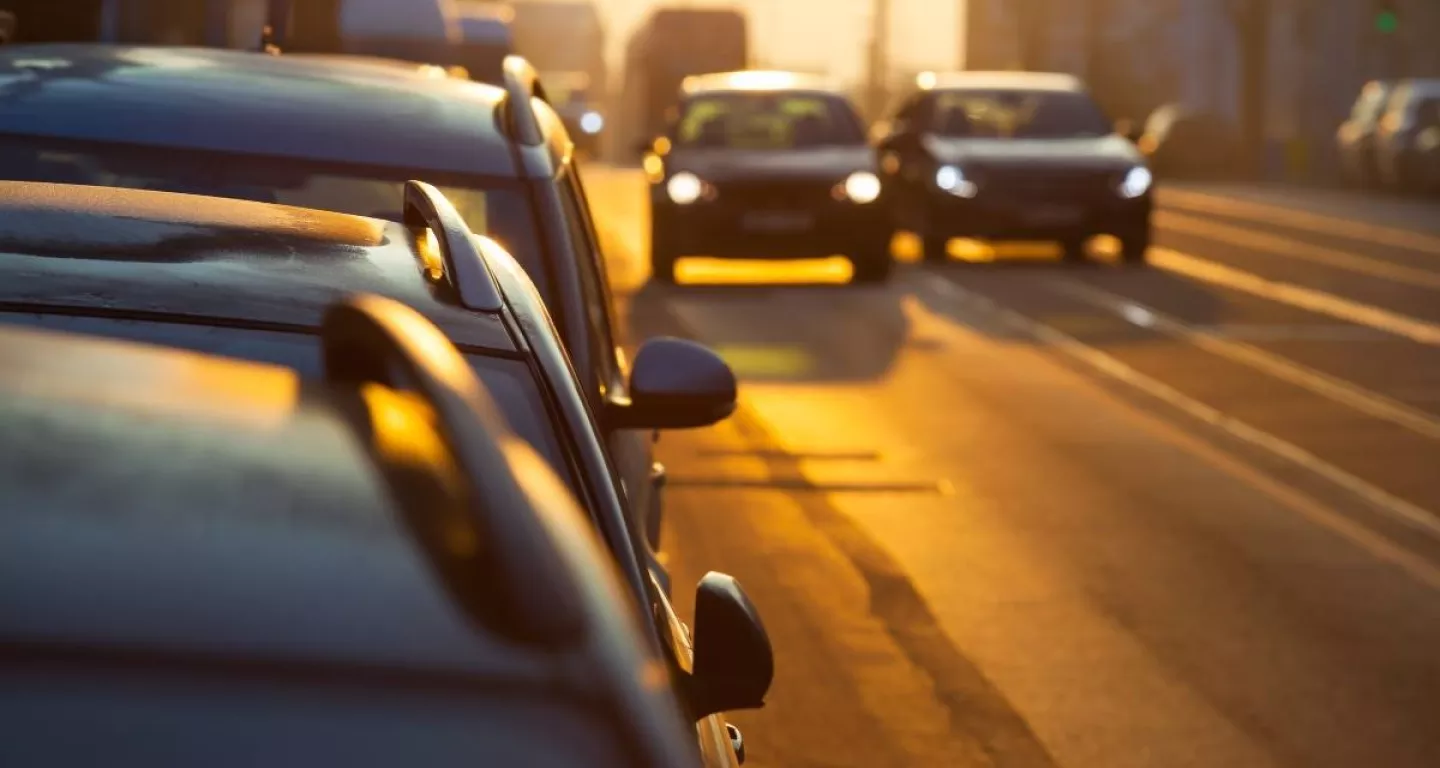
[[0, 136, 549, 298], [674, 92, 867, 149], [931, 89, 1113, 139], [0, 313, 578, 496]]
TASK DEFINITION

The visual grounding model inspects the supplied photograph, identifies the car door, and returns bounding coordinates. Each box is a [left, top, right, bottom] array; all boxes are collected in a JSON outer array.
[[553, 167, 662, 554]]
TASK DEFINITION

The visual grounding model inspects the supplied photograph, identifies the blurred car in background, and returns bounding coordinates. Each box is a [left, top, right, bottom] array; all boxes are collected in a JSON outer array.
[[1337, 80, 1396, 187], [547, 70, 606, 156], [644, 70, 892, 284], [877, 71, 1153, 265], [0, 180, 770, 766], [1375, 78, 1440, 195], [0, 43, 688, 562], [0, 292, 707, 768], [1135, 102, 1242, 180]]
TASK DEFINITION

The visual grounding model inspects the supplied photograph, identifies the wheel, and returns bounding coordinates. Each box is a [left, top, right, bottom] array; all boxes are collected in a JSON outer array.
[[649, 223, 678, 284], [1060, 238, 1089, 263], [921, 233, 949, 263], [1119, 228, 1151, 266], [850, 251, 893, 284]]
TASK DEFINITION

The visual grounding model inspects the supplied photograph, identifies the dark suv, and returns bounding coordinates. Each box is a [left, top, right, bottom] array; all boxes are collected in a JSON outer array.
[[642, 71, 893, 283], [0, 43, 679, 556], [0, 180, 770, 766], [0, 291, 711, 766]]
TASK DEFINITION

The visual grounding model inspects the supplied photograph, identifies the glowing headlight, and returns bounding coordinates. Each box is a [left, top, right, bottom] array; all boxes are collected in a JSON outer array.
[[935, 165, 977, 198], [666, 172, 704, 205], [843, 171, 882, 203], [1119, 166, 1153, 198], [579, 110, 604, 135]]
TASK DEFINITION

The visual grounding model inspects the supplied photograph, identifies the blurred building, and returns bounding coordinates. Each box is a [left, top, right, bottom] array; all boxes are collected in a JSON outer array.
[[962, 0, 1440, 181]]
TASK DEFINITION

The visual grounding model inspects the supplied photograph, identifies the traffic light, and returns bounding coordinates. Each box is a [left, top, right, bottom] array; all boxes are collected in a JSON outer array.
[[1374, 1, 1398, 34]]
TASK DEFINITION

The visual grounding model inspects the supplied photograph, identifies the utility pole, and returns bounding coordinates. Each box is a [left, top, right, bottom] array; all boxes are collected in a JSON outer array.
[[865, 0, 890, 121]]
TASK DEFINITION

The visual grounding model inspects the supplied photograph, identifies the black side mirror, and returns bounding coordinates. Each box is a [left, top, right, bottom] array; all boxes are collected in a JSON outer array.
[[682, 572, 773, 720], [1115, 119, 1143, 143], [607, 337, 736, 430]]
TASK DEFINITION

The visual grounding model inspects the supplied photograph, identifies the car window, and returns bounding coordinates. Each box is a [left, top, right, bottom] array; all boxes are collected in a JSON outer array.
[[930, 88, 1112, 139], [0, 136, 553, 303], [556, 169, 622, 390], [0, 313, 578, 493], [674, 92, 867, 149]]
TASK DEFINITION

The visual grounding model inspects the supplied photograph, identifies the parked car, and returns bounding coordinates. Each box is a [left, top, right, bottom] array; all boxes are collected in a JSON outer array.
[[1336, 80, 1396, 187], [1375, 78, 1440, 194], [876, 71, 1153, 264], [0, 42, 677, 561], [1136, 102, 1242, 181], [0, 288, 716, 766], [0, 180, 770, 765]]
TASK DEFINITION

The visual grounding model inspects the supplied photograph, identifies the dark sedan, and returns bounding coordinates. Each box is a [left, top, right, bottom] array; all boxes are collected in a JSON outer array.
[[877, 71, 1154, 265], [644, 71, 893, 283]]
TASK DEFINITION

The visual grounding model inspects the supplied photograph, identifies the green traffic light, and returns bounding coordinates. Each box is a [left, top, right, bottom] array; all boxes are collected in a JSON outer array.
[[1375, 10, 1398, 34]]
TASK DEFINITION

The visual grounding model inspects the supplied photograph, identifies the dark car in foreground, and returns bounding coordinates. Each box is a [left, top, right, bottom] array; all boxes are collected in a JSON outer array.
[[0, 180, 770, 766], [643, 70, 893, 283], [0, 42, 680, 562], [0, 294, 702, 766], [877, 71, 1154, 264]]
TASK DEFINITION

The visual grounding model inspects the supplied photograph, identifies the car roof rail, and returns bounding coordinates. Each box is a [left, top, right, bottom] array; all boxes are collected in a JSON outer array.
[[321, 293, 589, 648], [500, 55, 548, 146], [402, 180, 504, 312]]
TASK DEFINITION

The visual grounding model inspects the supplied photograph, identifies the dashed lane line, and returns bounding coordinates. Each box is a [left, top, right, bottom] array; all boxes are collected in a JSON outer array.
[[1051, 278, 1440, 443], [917, 271, 1440, 591]]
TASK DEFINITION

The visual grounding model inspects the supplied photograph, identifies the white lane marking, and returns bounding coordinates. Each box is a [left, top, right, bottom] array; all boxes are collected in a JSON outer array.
[[1152, 247, 1440, 347], [1159, 188, 1440, 256], [1158, 210, 1440, 289], [918, 272, 1440, 590], [1051, 278, 1440, 443]]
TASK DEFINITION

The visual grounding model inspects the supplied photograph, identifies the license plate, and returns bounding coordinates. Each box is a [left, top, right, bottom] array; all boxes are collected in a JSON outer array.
[[1022, 205, 1083, 227], [741, 211, 814, 233]]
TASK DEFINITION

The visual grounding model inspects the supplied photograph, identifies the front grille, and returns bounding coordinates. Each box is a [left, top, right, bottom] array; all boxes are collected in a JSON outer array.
[[971, 168, 1117, 202], [712, 179, 835, 210]]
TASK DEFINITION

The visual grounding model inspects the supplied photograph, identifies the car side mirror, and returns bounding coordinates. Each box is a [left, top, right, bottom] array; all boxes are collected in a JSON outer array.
[[607, 337, 736, 430], [1115, 119, 1142, 143], [682, 572, 773, 720]]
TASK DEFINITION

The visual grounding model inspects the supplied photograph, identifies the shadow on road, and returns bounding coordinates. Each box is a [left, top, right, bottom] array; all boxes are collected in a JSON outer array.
[[627, 278, 911, 384]]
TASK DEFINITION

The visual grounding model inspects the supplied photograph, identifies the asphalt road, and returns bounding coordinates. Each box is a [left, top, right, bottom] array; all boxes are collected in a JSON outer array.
[[583, 166, 1440, 768]]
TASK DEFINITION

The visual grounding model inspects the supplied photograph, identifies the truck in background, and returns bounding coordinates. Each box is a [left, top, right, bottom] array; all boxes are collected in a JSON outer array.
[[621, 6, 749, 161]]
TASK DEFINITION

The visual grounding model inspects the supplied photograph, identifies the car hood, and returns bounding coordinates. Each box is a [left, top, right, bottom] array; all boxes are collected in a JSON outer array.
[[666, 146, 875, 181], [926, 135, 1143, 170]]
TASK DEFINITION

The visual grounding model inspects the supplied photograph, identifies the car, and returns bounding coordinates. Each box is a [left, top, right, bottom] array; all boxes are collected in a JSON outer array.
[[0, 42, 678, 563], [1374, 78, 1440, 194], [546, 70, 606, 156], [876, 71, 1154, 265], [0, 289, 713, 767], [1336, 80, 1396, 188], [641, 70, 893, 284], [0, 180, 770, 766]]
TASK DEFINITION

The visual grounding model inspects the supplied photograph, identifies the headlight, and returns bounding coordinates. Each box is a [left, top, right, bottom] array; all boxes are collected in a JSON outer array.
[[579, 110, 604, 135], [843, 171, 882, 203], [935, 165, 977, 198], [666, 172, 704, 205], [1119, 166, 1153, 198]]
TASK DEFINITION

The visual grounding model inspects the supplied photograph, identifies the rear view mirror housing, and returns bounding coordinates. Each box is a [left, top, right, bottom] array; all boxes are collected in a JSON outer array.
[[682, 572, 773, 720], [607, 337, 736, 430]]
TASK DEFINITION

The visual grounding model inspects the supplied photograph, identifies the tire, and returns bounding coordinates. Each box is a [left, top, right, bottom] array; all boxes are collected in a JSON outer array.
[[1060, 238, 1089, 263], [851, 251, 893, 284], [650, 223, 678, 284], [921, 233, 950, 263], [1119, 229, 1151, 266]]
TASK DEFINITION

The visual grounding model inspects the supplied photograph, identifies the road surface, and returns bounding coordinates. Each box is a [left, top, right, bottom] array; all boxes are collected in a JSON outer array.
[[583, 167, 1440, 768]]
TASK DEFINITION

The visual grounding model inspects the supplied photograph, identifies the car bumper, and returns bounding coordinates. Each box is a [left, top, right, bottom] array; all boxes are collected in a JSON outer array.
[[653, 195, 890, 258], [926, 192, 1152, 240]]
